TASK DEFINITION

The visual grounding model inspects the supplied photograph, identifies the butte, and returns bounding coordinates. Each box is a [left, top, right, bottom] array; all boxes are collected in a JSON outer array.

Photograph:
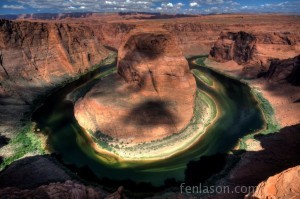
[[74, 31, 196, 143]]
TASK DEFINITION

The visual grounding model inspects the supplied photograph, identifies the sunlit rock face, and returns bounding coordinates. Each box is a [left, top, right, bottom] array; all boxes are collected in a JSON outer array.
[[247, 166, 300, 199], [117, 32, 192, 92], [74, 31, 196, 143]]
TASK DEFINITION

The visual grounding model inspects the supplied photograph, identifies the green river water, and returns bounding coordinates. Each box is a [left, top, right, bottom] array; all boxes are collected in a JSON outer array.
[[32, 56, 265, 191]]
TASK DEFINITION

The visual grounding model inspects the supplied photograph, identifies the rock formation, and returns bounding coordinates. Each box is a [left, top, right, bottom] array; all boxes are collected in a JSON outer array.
[[261, 55, 300, 85], [0, 19, 110, 129], [209, 31, 299, 66], [0, 180, 125, 199], [246, 166, 300, 199], [74, 31, 196, 143], [209, 30, 300, 78], [117, 32, 193, 92], [210, 31, 256, 64], [0, 19, 109, 83], [0, 155, 126, 198]]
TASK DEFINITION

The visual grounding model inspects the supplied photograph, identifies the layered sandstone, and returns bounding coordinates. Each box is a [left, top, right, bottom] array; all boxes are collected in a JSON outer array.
[[0, 19, 109, 127], [0, 19, 109, 83], [209, 31, 256, 64], [246, 166, 300, 199], [209, 30, 300, 77], [74, 31, 196, 143]]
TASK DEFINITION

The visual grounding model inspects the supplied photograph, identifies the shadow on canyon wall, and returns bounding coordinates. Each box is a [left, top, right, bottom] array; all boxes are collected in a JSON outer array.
[[228, 124, 300, 186], [0, 155, 72, 189], [294, 99, 300, 103], [0, 135, 10, 165], [207, 123, 300, 199]]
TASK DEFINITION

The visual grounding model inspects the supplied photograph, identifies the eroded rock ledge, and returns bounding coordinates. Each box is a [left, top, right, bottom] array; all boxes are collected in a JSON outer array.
[[74, 31, 196, 143], [246, 166, 300, 199]]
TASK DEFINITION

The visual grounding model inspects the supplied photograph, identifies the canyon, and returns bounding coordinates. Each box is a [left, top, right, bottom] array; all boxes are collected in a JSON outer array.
[[0, 13, 299, 198], [0, 19, 110, 132], [74, 31, 196, 145]]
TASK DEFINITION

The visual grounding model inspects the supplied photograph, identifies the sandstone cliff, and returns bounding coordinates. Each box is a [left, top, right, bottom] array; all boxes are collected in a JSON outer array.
[[209, 31, 300, 77], [246, 166, 300, 199], [0, 19, 109, 126], [209, 31, 256, 64], [163, 23, 224, 56], [262, 55, 300, 85], [87, 23, 136, 49], [0, 19, 109, 83]]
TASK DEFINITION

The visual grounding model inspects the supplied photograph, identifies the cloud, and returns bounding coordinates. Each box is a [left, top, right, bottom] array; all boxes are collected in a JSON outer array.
[[190, 2, 199, 7], [4, 0, 156, 12], [241, 1, 300, 13], [191, 0, 225, 5], [162, 2, 174, 8], [2, 4, 25, 10], [1, 0, 300, 14], [105, 1, 117, 5], [177, 2, 184, 7]]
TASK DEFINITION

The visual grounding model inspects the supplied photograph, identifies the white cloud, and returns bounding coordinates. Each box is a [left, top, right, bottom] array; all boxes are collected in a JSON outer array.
[[3, 4, 25, 10], [177, 2, 184, 7], [195, 0, 224, 5], [105, 1, 117, 5], [67, 6, 76, 10], [161, 2, 174, 8], [2, 0, 300, 14], [190, 2, 199, 7]]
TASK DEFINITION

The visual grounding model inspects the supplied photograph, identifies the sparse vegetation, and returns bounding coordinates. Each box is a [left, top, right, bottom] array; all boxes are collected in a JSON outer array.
[[237, 90, 281, 150], [253, 90, 280, 134], [0, 123, 45, 170], [195, 55, 208, 66]]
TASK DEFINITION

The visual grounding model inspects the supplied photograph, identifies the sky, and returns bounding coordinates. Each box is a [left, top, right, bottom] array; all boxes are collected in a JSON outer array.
[[0, 0, 299, 15]]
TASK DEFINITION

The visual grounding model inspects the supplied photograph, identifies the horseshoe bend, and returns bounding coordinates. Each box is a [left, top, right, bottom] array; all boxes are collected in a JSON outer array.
[[73, 31, 208, 160], [0, 11, 300, 199]]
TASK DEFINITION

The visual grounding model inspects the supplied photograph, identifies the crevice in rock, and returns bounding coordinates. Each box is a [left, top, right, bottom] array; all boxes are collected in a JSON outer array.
[[0, 52, 9, 78]]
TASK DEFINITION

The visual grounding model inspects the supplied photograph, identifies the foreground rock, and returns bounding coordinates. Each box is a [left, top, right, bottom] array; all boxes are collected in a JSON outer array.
[[0, 181, 126, 199], [0, 181, 106, 199], [246, 166, 300, 199], [0, 155, 125, 198], [0, 155, 71, 189], [75, 31, 196, 143]]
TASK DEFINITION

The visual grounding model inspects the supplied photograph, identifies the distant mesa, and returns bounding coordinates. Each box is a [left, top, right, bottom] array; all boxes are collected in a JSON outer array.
[[74, 31, 196, 143], [209, 31, 256, 65]]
